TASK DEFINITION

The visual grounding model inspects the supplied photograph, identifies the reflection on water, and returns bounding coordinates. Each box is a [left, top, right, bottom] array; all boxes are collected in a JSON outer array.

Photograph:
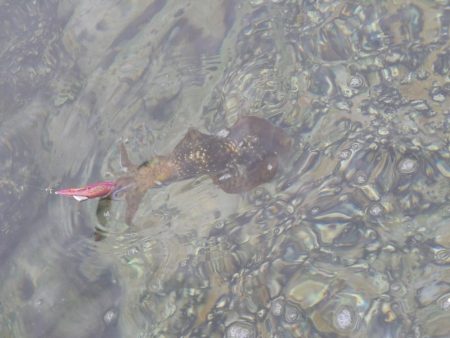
[[0, 0, 449, 337]]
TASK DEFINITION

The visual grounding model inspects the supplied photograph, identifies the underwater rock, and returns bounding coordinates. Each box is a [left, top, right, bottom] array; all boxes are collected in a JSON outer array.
[[226, 321, 256, 338]]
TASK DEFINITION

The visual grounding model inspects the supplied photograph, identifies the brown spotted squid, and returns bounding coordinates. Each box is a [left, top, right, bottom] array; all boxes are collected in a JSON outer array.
[[56, 116, 292, 226]]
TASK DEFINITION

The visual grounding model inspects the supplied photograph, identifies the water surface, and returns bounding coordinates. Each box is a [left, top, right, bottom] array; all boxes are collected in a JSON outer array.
[[0, 0, 449, 337]]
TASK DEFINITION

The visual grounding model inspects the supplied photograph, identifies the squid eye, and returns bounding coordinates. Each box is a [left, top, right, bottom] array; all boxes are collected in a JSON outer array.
[[111, 183, 135, 200]]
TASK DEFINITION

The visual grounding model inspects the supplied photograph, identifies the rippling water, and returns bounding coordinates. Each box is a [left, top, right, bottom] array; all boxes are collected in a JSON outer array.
[[0, 0, 449, 337]]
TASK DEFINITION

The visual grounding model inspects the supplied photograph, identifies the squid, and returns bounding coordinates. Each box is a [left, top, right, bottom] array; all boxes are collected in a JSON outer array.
[[56, 116, 292, 225]]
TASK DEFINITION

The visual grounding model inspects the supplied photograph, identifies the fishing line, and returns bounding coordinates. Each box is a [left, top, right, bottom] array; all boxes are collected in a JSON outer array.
[[17, 182, 57, 195], [0, 178, 57, 195]]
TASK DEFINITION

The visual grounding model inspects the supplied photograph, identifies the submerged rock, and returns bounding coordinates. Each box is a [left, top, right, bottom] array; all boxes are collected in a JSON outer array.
[[1, 0, 450, 337]]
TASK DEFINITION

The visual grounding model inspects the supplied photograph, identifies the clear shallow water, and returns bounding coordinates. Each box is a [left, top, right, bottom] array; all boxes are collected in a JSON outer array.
[[0, 0, 449, 337]]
